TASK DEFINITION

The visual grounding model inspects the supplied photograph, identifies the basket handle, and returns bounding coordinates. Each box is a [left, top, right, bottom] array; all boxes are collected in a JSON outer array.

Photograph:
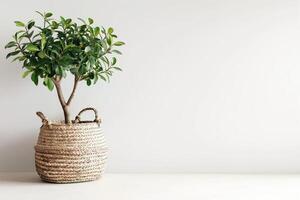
[[74, 107, 101, 125], [36, 111, 49, 125]]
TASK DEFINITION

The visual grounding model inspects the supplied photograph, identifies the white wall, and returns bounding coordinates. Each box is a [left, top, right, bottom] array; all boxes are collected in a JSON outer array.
[[0, 0, 299, 173]]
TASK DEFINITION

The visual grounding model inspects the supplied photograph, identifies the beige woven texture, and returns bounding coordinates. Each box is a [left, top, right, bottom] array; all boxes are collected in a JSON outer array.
[[35, 108, 107, 183]]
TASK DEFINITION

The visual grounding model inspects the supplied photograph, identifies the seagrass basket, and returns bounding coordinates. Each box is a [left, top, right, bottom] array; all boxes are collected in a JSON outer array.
[[35, 107, 107, 183]]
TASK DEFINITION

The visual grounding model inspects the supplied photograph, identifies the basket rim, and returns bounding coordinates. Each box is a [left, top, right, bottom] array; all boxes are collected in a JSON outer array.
[[42, 120, 100, 127]]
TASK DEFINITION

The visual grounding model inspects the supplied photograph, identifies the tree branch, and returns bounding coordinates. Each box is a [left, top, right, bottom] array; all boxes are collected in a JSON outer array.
[[66, 76, 79, 106], [52, 78, 72, 124], [53, 79, 67, 107]]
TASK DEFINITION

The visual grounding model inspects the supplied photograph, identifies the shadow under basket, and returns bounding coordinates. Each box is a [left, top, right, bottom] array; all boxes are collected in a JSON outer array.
[[35, 107, 108, 183]]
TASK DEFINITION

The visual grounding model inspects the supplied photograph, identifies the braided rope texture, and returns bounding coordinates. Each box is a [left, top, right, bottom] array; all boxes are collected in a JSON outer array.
[[35, 121, 107, 183]]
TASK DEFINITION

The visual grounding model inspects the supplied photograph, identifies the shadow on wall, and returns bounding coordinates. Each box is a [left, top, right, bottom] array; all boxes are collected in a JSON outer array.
[[0, 128, 38, 172]]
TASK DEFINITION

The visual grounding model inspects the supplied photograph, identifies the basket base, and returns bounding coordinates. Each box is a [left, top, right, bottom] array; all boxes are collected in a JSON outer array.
[[37, 174, 102, 184]]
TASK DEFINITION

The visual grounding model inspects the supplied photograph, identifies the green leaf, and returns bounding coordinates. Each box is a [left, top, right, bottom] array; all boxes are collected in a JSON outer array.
[[86, 61, 91, 71], [22, 70, 31, 78], [111, 49, 122, 55], [18, 56, 26, 61], [45, 77, 54, 91], [31, 72, 39, 85], [88, 18, 94, 24], [112, 57, 117, 65], [77, 17, 86, 24], [101, 56, 109, 65], [108, 27, 114, 34], [5, 41, 16, 49], [60, 16, 66, 25], [62, 70, 67, 78], [41, 33, 46, 50], [14, 21, 25, 27], [78, 65, 86, 75], [94, 27, 100, 36], [35, 11, 44, 17], [38, 51, 46, 58], [27, 21, 35, 29], [99, 74, 106, 81], [86, 79, 92, 86], [6, 51, 20, 59], [70, 67, 78, 74], [55, 66, 63, 76], [79, 24, 87, 32], [107, 37, 112, 46], [51, 21, 59, 29], [113, 67, 122, 71], [45, 12, 53, 18], [114, 41, 125, 46], [65, 18, 72, 24], [12, 56, 21, 62], [26, 44, 39, 52]]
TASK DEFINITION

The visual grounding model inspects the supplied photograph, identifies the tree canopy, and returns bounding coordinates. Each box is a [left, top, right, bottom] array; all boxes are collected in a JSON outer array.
[[5, 11, 124, 90], [5, 11, 125, 123]]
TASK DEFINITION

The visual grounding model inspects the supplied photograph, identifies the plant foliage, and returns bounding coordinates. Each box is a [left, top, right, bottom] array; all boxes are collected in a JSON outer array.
[[5, 11, 125, 90]]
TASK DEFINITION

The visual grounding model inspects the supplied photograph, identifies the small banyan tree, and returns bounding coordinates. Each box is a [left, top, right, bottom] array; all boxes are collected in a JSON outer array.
[[5, 11, 125, 124]]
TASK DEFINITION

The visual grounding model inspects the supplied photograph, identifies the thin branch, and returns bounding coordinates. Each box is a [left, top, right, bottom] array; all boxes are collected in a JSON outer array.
[[24, 27, 33, 43], [16, 42, 26, 55], [66, 76, 79, 106]]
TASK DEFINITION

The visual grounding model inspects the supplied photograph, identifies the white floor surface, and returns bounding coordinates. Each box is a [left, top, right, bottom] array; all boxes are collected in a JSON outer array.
[[1, 173, 300, 200]]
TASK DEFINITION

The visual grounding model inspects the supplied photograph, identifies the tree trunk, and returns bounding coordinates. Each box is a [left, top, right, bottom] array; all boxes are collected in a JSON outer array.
[[53, 76, 79, 124], [53, 79, 71, 124], [62, 105, 71, 124]]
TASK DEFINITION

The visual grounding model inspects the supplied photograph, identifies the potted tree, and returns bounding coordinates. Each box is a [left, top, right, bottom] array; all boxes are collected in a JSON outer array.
[[5, 11, 125, 183]]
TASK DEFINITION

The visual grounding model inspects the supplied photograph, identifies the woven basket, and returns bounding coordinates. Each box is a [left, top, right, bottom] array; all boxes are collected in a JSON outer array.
[[34, 107, 108, 183]]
